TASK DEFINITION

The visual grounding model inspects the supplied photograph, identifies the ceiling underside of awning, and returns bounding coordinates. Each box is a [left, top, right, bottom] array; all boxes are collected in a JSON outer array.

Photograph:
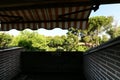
[[0, 6, 93, 31], [0, 0, 120, 31]]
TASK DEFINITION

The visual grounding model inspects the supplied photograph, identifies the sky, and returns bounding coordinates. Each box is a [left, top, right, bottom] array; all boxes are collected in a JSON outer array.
[[37, 28, 68, 36], [90, 3, 120, 25], [7, 28, 68, 36], [5, 4, 120, 36]]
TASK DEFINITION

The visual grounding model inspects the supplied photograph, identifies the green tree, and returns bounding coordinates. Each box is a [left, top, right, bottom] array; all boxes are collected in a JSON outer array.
[[83, 36, 91, 44], [87, 16, 113, 46], [0, 33, 12, 49], [107, 27, 120, 39], [9, 35, 21, 47], [88, 16, 113, 34], [18, 39, 33, 50], [11, 30, 47, 51], [101, 35, 109, 43], [48, 36, 64, 47], [31, 33, 47, 51], [68, 27, 80, 36], [63, 29, 79, 51]]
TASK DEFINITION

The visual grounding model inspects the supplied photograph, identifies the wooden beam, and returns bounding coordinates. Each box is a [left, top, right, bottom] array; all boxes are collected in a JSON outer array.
[[0, 0, 101, 11], [0, 0, 119, 11], [100, 0, 120, 4], [1, 19, 88, 24], [59, 7, 93, 17]]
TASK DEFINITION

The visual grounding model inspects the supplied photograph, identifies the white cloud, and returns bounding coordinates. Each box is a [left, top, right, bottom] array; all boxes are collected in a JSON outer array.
[[37, 28, 68, 36], [5, 28, 68, 37], [6, 29, 20, 36]]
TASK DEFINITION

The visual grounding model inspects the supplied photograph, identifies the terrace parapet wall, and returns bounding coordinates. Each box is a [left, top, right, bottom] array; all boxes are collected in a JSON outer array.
[[0, 47, 24, 80], [84, 37, 120, 80]]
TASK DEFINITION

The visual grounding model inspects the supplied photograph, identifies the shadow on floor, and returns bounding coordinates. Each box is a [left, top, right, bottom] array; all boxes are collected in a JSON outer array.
[[14, 72, 86, 80]]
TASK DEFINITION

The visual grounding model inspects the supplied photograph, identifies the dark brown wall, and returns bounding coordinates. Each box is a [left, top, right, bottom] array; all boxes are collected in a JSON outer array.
[[21, 52, 83, 73], [0, 48, 24, 80], [84, 37, 120, 80]]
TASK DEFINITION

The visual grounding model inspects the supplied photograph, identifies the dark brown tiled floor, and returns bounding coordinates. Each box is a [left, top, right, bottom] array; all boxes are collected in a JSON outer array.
[[26, 75, 86, 80], [14, 73, 86, 80]]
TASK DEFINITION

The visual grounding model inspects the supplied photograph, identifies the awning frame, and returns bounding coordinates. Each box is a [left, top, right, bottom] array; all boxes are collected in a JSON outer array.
[[0, 0, 99, 11], [0, 0, 101, 31], [0, 3, 100, 24]]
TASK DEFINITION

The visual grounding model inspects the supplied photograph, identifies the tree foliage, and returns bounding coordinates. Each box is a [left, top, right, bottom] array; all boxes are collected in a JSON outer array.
[[85, 16, 113, 46], [48, 36, 64, 47], [0, 33, 12, 49], [107, 27, 120, 39], [101, 35, 109, 43], [7, 28, 88, 52], [63, 29, 79, 51], [88, 16, 113, 33]]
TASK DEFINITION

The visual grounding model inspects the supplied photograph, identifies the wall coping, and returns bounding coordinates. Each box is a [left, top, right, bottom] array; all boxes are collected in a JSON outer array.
[[0, 47, 24, 52], [84, 36, 120, 55]]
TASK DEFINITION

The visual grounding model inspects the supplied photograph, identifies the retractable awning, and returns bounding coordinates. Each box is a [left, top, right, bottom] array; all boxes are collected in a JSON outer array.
[[0, 0, 100, 31]]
